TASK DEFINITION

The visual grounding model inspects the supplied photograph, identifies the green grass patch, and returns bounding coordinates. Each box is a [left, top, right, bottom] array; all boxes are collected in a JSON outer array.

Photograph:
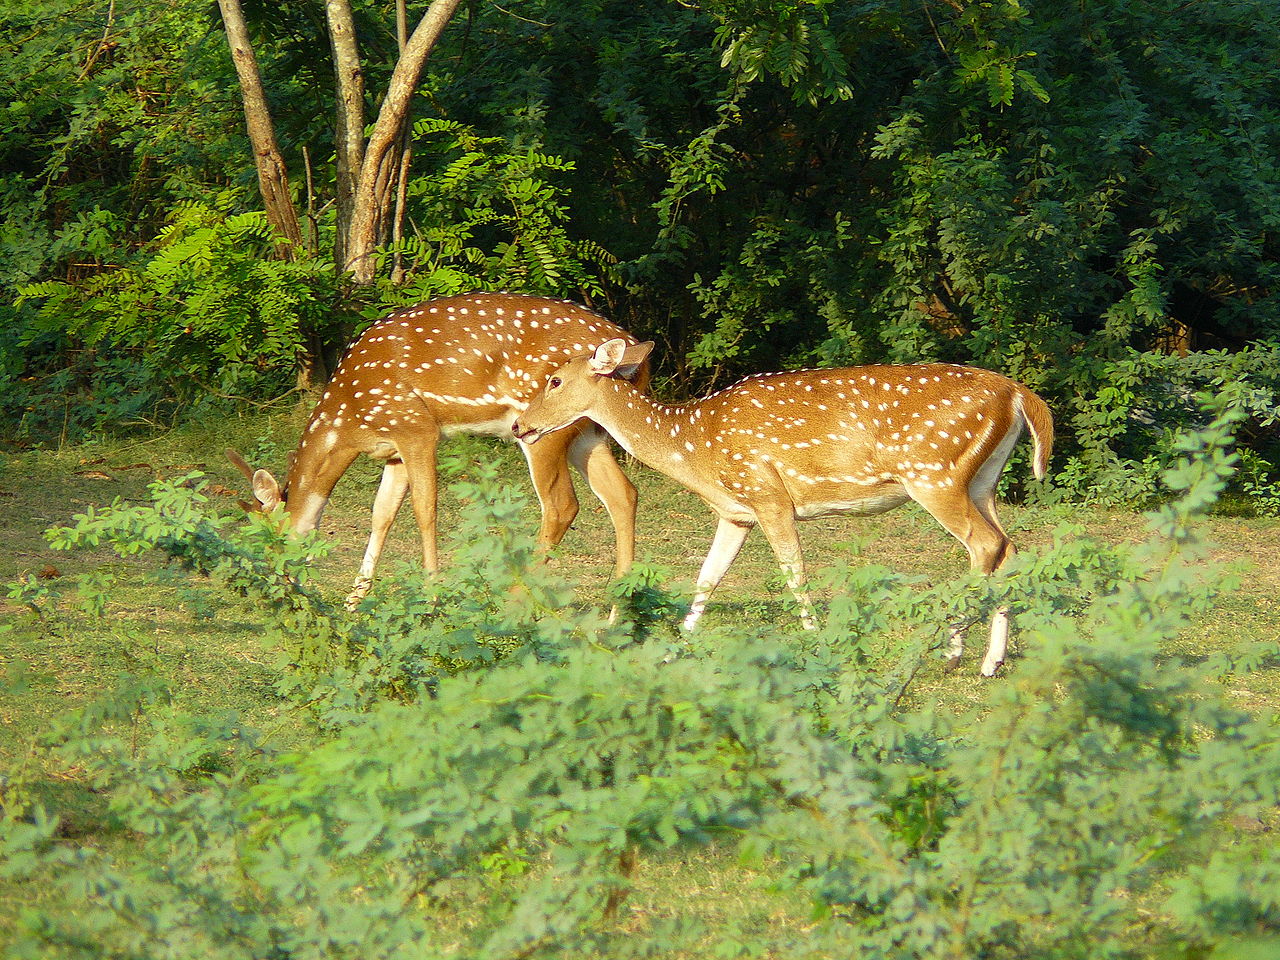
[[2, 403, 1279, 958]]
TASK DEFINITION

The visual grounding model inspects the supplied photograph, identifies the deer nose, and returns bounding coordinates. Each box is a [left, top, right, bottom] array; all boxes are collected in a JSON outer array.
[[512, 419, 538, 443]]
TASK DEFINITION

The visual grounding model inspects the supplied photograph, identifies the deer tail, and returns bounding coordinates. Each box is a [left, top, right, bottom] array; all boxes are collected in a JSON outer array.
[[1015, 386, 1055, 480]]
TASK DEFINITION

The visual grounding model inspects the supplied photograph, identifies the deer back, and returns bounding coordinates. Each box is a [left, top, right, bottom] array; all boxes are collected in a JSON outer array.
[[686, 364, 1046, 500], [285, 292, 646, 501]]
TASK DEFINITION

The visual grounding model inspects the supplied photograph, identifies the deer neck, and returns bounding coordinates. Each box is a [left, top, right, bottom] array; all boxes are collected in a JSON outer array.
[[593, 381, 715, 495], [283, 421, 357, 533]]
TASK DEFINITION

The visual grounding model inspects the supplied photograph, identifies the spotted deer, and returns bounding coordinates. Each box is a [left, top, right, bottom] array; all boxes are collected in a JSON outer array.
[[512, 339, 1053, 675], [227, 293, 648, 608]]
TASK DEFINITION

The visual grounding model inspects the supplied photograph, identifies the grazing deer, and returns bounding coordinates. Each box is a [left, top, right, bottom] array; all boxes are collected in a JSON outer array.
[[512, 339, 1053, 676], [227, 293, 648, 608]]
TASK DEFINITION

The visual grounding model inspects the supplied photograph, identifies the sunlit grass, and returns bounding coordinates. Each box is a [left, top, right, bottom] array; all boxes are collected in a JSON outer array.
[[3, 407, 1278, 946]]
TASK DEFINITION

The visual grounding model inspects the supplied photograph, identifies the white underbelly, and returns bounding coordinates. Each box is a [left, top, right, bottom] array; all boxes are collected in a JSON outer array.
[[795, 489, 911, 519], [442, 413, 518, 439]]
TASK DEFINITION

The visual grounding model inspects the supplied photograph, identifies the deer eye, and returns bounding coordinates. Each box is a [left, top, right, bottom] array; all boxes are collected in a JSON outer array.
[[549, 377, 562, 389]]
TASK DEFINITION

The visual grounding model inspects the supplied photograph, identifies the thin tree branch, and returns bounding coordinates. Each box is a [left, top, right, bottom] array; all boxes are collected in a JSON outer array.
[[391, 0, 413, 285]]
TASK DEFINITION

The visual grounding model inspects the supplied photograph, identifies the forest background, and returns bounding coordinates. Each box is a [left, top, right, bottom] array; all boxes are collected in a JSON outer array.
[[5, 3, 1280, 957], [2, 0, 1278, 504]]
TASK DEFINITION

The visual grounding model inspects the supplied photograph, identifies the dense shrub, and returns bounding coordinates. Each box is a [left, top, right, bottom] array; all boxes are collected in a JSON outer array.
[[1054, 345, 1280, 509], [5, 203, 338, 443], [3, 395, 1279, 958]]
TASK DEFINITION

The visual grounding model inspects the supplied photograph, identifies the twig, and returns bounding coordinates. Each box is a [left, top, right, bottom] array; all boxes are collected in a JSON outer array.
[[78, 0, 117, 80]]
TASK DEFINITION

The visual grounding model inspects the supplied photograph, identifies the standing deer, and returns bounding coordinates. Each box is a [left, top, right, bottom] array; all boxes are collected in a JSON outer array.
[[512, 339, 1053, 676], [227, 293, 648, 608]]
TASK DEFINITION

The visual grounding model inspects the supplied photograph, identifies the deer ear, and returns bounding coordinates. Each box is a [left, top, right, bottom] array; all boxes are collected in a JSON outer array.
[[226, 448, 255, 483], [587, 338, 629, 375], [588, 339, 653, 379], [252, 469, 283, 511], [615, 341, 654, 382]]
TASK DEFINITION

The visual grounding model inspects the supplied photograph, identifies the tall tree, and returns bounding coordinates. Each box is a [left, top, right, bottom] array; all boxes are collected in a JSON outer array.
[[215, 0, 305, 255], [215, 0, 463, 283]]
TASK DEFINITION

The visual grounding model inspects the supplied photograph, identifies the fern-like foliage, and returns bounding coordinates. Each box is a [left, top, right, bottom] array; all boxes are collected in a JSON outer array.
[[16, 203, 338, 394], [371, 119, 612, 308]]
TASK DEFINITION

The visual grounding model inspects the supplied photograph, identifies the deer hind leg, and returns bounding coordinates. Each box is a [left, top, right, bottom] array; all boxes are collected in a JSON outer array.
[[684, 517, 752, 631], [394, 432, 442, 577], [568, 423, 639, 579], [346, 460, 411, 610], [909, 484, 1013, 676], [753, 501, 817, 630], [972, 486, 1016, 675], [520, 427, 580, 553]]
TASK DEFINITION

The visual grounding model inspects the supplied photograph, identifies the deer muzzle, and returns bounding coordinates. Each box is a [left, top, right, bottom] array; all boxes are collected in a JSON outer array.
[[511, 418, 542, 444]]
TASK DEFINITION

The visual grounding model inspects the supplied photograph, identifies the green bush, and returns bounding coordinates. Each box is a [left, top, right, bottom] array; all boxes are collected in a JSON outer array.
[[4, 397, 1279, 958], [16, 201, 339, 398], [1055, 346, 1280, 509]]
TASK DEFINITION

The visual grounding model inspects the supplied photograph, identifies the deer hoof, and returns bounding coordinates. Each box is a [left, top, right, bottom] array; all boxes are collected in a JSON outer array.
[[345, 577, 373, 611], [944, 655, 963, 673], [980, 660, 1004, 678]]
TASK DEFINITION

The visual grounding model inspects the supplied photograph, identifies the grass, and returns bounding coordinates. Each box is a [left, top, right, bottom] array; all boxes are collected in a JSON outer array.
[[3, 405, 1279, 951], [4, 403, 1279, 745]]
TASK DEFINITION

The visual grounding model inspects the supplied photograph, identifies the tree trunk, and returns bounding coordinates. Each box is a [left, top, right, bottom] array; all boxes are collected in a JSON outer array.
[[390, 0, 412, 286], [325, 0, 365, 274], [217, 0, 463, 384], [343, 0, 464, 284], [216, 0, 304, 256]]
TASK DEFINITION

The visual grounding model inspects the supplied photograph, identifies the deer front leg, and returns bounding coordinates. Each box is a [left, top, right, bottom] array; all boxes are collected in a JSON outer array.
[[398, 435, 442, 576], [683, 517, 752, 631], [570, 427, 640, 625], [522, 427, 581, 553], [346, 460, 411, 610], [570, 424, 639, 580]]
